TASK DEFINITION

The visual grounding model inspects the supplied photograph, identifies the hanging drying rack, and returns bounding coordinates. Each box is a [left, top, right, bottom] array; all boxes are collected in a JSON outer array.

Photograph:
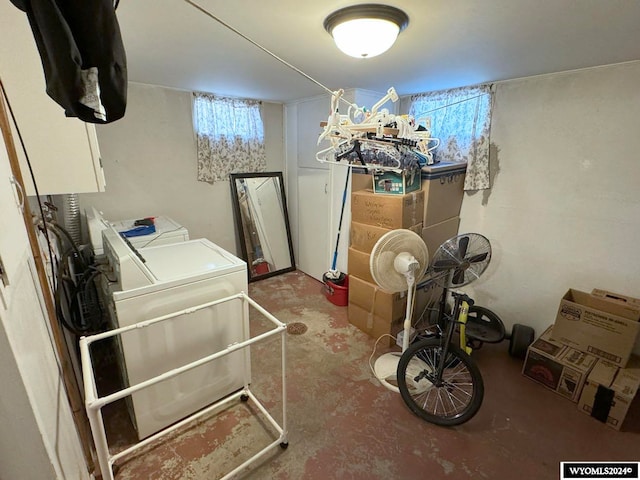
[[315, 88, 440, 173]]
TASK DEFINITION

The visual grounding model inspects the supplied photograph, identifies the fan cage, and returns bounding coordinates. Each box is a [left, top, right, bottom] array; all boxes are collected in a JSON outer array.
[[369, 229, 429, 293], [429, 233, 491, 288]]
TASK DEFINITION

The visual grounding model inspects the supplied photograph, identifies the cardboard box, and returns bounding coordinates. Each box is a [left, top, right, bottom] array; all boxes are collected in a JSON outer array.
[[372, 170, 421, 195], [351, 189, 424, 229], [551, 289, 640, 367], [348, 275, 407, 320], [523, 326, 597, 402], [347, 248, 374, 284], [591, 289, 640, 318], [421, 163, 467, 227], [352, 172, 372, 192], [350, 221, 422, 253], [577, 356, 640, 430], [348, 302, 403, 347], [421, 216, 460, 261]]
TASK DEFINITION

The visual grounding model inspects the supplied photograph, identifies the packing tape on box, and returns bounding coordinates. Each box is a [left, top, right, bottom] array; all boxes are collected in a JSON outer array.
[[408, 191, 422, 226], [366, 311, 374, 330], [366, 287, 379, 329]]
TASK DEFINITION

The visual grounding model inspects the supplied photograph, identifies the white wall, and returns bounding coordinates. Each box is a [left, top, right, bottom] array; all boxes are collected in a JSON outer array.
[[408, 61, 640, 337], [79, 82, 285, 256]]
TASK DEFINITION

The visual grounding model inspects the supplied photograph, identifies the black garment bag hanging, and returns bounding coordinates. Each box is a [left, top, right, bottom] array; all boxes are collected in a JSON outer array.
[[10, 0, 127, 123]]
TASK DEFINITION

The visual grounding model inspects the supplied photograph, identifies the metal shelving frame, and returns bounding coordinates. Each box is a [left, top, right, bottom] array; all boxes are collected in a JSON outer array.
[[80, 292, 288, 480]]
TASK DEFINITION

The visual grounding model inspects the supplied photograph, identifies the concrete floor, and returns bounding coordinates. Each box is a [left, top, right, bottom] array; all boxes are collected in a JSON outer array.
[[101, 270, 640, 479]]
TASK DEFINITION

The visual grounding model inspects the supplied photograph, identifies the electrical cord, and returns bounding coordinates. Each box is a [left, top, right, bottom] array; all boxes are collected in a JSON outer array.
[[137, 226, 185, 248], [368, 334, 397, 381]]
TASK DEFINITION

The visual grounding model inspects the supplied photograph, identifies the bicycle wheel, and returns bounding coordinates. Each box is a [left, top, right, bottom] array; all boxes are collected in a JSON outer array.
[[465, 305, 506, 344], [397, 338, 484, 426]]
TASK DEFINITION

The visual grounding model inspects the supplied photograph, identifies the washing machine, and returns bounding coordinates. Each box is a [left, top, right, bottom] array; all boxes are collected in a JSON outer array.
[[86, 206, 189, 256], [102, 226, 249, 439]]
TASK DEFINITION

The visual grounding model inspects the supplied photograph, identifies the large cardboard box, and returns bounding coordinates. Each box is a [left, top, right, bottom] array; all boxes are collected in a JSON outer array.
[[577, 356, 640, 430], [348, 275, 406, 320], [348, 302, 403, 347], [523, 326, 597, 402], [347, 248, 374, 284], [421, 163, 467, 227], [351, 189, 424, 229], [421, 216, 460, 261], [551, 289, 640, 367], [372, 170, 421, 195], [350, 221, 422, 253]]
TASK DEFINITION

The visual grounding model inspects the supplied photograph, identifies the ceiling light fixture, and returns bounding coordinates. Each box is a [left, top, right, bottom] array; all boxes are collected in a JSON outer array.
[[323, 4, 409, 59]]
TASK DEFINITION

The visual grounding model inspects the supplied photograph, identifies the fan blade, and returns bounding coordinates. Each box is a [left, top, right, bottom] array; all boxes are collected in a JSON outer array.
[[466, 252, 488, 264], [453, 268, 465, 285], [432, 259, 460, 271], [458, 236, 469, 258]]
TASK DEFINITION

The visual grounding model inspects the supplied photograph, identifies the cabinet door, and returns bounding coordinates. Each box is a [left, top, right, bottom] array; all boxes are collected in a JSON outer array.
[[296, 95, 330, 170], [0, 2, 106, 195], [297, 168, 330, 281]]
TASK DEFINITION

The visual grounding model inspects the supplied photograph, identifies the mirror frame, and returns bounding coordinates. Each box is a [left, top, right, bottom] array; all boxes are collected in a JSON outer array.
[[230, 171, 296, 282]]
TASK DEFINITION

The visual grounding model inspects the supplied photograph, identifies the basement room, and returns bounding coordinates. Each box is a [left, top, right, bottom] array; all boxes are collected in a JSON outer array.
[[1, 1, 639, 479]]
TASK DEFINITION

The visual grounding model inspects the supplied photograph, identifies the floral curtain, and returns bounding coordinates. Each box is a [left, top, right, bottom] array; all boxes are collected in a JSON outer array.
[[408, 85, 493, 191], [193, 93, 266, 183]]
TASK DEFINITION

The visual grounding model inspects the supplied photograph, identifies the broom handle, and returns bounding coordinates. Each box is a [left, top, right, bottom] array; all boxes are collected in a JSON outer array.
[[331, 167, 351, 271]]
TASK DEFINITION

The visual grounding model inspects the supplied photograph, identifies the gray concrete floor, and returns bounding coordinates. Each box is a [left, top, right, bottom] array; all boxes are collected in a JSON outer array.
[[101, 270, 640, 479]]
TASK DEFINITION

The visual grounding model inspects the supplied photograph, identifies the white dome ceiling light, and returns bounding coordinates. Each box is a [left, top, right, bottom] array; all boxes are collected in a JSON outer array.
[[323, 4, 409, 59]]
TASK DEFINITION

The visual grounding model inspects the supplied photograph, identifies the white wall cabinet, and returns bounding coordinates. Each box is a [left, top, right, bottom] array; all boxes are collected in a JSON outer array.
[[0, 2, 106, 196]]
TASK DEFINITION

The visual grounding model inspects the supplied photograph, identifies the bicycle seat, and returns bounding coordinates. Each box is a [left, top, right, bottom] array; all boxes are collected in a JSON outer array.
[[452, 291, 475, 306]]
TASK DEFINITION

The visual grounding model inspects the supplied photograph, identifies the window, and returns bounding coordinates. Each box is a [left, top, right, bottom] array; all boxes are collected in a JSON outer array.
[[193, 93, 266, 183], [409, 85, 493, 190]]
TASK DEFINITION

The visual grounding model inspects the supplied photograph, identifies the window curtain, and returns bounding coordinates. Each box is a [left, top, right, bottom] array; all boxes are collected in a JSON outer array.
[[193, 93, 266, 183], [408, 85, 493, 191]]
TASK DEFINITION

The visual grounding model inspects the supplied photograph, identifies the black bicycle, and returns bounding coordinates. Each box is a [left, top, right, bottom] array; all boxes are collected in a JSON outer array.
[[397, 291, 484, 426]]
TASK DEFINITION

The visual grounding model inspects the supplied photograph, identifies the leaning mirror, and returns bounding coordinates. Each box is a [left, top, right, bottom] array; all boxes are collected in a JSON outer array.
[[230, 172, 296, 282]]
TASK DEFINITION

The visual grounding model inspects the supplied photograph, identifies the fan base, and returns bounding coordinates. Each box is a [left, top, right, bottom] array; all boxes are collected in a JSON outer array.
[[373, 352, 403, 393]]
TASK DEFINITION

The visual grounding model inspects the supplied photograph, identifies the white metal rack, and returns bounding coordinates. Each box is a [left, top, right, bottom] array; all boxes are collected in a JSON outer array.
[[80, 292, 288, 480]]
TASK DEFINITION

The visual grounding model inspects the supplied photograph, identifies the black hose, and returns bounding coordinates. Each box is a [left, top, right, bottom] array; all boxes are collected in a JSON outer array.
[[52, 239, 105, 335], [49, 222, 88, 270]]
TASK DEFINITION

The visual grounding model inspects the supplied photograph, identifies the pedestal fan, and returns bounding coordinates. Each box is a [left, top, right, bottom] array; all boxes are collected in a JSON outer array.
[[369, 229, 429, 392], [430, 233, 491, 288]]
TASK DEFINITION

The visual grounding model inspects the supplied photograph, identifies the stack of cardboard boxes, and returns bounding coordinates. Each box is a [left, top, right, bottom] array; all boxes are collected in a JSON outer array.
[[347, 185, 423, 346], [523, 288, 640, 430], [347, 163, 466, 346]]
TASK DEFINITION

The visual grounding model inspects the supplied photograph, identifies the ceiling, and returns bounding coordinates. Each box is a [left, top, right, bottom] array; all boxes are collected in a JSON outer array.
[[116, 0, 640, 103]]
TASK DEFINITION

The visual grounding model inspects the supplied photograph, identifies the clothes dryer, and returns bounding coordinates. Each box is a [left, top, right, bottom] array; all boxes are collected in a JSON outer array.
[[102, 226, 248, 439]]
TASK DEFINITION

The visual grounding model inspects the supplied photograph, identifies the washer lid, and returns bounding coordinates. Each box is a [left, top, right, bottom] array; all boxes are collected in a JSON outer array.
[[140, 239, 243, 281]]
